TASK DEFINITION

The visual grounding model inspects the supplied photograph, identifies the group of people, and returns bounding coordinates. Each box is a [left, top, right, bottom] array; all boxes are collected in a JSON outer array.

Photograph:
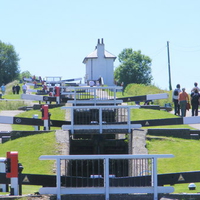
[[0, 82, 28, 96], [12, 84, 21, 94], [173, 82, 200, 117], [13, 83, 28, 94]]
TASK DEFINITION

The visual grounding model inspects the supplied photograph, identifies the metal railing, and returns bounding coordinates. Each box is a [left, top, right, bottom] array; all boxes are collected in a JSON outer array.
[[64, 86, 123, 105], [61, 105, 141, 133], [39, 154, 174, 200]]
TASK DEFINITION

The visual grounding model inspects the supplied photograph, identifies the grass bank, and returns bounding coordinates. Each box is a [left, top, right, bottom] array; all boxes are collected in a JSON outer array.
[[0, 80, 31, 110], [119, 83, 172, 108], [148, 136, 200, 193]]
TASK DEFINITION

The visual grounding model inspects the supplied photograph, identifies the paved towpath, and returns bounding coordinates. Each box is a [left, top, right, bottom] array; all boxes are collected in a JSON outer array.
[[171, 108, 200, 130], [0, 110, 25, 131], [185, 109, 200, 129]]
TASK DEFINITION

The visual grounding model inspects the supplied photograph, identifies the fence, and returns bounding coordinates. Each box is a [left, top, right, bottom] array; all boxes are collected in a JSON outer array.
[[64, 86, 123, 105], [39, 154, 174, 200], [61, 105, 141, 133]]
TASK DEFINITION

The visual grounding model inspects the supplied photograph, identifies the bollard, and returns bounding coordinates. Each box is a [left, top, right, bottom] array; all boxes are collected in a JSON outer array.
[[33, 114, 39, 131], [188, 183, 196, 190], [41, 105, 49, 131], [54, 86, 60, 104], [6, 151, 19, 195]]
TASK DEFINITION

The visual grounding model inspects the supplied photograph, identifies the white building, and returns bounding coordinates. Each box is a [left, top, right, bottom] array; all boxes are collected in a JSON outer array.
[[83, 38, 116, 86]]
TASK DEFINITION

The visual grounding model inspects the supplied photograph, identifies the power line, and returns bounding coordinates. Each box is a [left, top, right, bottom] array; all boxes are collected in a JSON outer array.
[[149, 46, 166, 58], [170, 43, 200, 52], [172, 42, 200, 49]]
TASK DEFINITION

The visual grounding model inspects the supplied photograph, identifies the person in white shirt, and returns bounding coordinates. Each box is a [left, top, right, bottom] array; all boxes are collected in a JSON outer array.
[[172, 84, 181, 115], [191, 82, 200, 93], [22, 83, 27, 94]]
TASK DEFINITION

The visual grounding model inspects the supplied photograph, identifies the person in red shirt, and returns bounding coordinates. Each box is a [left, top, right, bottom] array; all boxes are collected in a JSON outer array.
[[178, 88, 189, 117]]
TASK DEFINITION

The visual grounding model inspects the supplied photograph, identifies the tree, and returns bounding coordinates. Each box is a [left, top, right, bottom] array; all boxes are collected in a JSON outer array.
[[114, 49, 153, 87], [0, 41, 20, 85], [19, 70, 32, 81]]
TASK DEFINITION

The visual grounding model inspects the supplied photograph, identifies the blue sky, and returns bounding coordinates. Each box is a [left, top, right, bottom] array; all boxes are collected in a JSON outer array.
[[1, 0, 200, 91]]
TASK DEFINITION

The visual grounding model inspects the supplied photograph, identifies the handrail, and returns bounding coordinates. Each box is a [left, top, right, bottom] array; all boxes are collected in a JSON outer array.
[[61, 105, 141, 133], [39, 154, 174, 200]]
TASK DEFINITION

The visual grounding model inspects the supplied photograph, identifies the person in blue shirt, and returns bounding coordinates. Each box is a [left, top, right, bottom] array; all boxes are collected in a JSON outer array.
[[1, 84, 5, 95]]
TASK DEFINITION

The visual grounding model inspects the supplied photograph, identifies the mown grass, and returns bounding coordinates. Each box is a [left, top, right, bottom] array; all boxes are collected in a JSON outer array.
[[0, 80, 31, 109], [118, 83, 173, 107], [0, 132, 57, 195], [0, 133, 56, 174], [147, 137, 200, 193], [147, 137, 200, 173], [0, 81, 65, 194]]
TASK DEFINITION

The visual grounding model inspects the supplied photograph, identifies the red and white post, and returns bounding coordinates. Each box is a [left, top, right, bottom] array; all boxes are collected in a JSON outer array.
[[41, 105, 49, 130], [54, 86, 60, 104], [6, 151, 19, 195]]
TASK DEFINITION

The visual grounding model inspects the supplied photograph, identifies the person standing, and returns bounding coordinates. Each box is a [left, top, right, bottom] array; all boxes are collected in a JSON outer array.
[[178, 88, 189, 117], [191, 89, 200, 116], [172, 84, 181, 115], [12, 85, 16, 94], [22, 83, 27, 94], [191, 82, 200, 92], [1, 84, 5, 95], [16, 84, 20, 94]]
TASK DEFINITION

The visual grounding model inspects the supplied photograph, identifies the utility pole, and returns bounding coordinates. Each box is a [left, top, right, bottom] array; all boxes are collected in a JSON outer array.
[[167, 41, 172, 90]]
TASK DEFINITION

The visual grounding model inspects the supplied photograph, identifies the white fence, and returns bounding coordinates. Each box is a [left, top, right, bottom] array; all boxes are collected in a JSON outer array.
[[61, 105, 141, 133], [39, 154, 174, 200], [66, 86, 123, 105]]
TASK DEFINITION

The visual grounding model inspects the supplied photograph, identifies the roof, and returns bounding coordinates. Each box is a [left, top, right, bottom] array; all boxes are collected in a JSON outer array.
[[83, 49, 117, 63]]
